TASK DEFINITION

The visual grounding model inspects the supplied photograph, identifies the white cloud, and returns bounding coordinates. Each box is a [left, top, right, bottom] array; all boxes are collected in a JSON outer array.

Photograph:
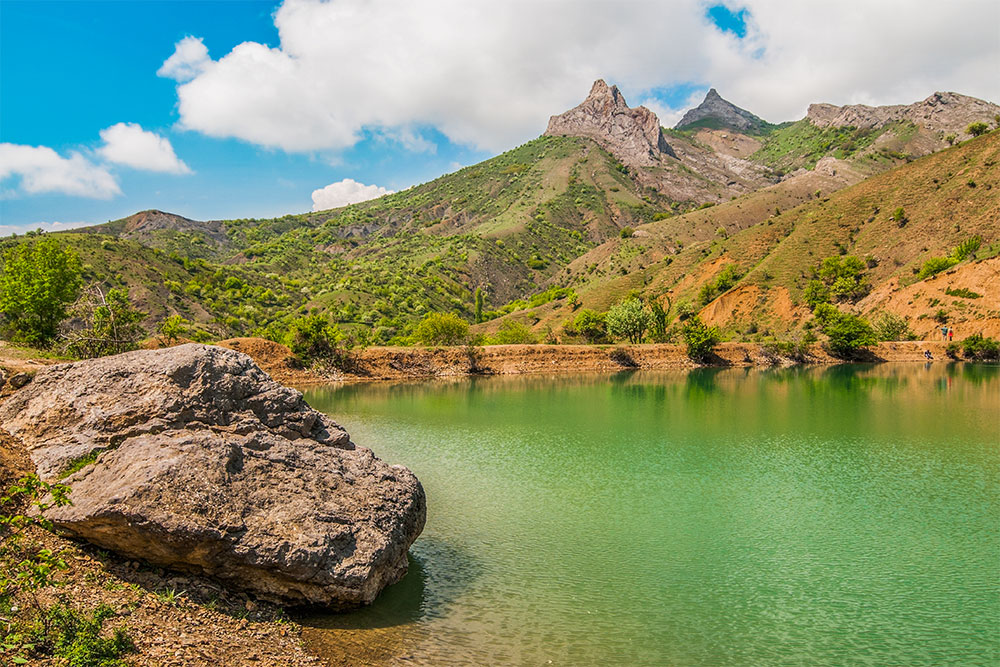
[[311, 178, 393, 211], [157, 36, 211, 82], [98, 122, 191, 174], [0, 143, 121, 199], [163, 0, 1000, 154]]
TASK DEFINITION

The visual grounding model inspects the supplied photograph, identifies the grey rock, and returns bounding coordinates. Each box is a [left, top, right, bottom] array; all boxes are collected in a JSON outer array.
[[545, 79, 675, 166], [0, 344, 425, 608], [9, 372, 32, 389], [806, 92, 1000, 135], [675, 88, 769, 133]]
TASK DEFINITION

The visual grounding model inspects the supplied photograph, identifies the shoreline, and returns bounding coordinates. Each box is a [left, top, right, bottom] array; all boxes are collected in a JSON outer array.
[[215, 338, 964, 386]]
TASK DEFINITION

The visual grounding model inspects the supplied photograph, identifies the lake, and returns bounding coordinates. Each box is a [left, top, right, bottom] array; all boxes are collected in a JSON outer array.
[[299, 363, 999, 666]]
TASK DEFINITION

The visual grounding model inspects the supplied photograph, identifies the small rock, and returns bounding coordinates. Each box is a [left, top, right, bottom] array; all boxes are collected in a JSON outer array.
[[9, 372, 32, 389]]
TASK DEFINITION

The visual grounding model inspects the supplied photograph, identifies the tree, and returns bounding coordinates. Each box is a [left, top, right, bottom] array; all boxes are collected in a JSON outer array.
[[873, 312, 913, 341], [966, 121, 989, 137], [157, 314, 190, 345], [474, 287, 484, 324], [0, 237, 81, 347], [490, 320, 536, 344], [286, 314, 347, 362], [815, 255, 870, 302], [63, 286, 147, 359], [648, 296, 672, 342], [814, 304, 876, 357], [606, 298, 652, 344], [681, 316, 720, 362], [414, 312, 468, 346], [573, 309, 607, 343]]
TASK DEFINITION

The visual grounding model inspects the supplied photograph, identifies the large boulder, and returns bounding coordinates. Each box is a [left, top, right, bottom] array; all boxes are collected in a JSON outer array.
[[0, 344, 425, 608]]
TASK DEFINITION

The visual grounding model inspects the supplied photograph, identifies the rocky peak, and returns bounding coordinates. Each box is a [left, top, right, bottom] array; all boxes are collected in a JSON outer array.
[[544, 79, 674, 167], [806, 92, 1000, 134], [675, 88, 769, 133]]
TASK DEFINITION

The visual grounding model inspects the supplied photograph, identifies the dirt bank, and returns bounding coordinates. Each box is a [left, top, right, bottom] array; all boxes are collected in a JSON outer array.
[[224, 339, 960, 385]]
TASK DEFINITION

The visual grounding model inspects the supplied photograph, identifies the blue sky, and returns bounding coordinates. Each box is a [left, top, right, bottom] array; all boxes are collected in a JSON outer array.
[[2, 0, 997, 233]]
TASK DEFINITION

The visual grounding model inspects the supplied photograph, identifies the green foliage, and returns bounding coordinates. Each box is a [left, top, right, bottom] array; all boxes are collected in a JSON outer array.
[[873, 312, 914, 341], [572, 309, 607, 343], [414, 312, 469, 346], [698, 264, 743, 306], [0, 237, 82, 347], [157, 314, 191, 344], [64, 287, 147, 359], [803, 279, 831, 308], [488, 320, 537, 345], [966, 121, 990, 137], [952, 235, 981, 261], [474, 288, 484, 324], [681, 316, 720, 362], [751, 119, 891, 170], [619, 227, 634, 239], [816, 255, 870, 302], [958, 334, 999, 361], [45, 603, 134, 666], [285, 314, 349, 362], [648, 297, 671, 343], [606, 298, 652, 344], [916, 256, 958, 280], [813, 304, 876, 357], [944, 287, 982, 299]]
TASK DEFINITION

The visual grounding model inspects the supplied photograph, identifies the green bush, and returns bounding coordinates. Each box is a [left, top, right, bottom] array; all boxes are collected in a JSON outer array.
[[873, 312, 914, 341], [916, 256, 958, 280], [0, 237, 81, 347], [619, 227, 634, 239], [698, 264, 742, 306], [959, 334, 999, 361], [286, 314, 348, 362], [157, 314, 191, 344], [803, 279, 831, 308], [572, 309, 607, 344], [966, 121, 990, 137], [817, 255, 870, 302], [489, 320, 537, 345], [63, 287, 147, 359], [814, 304, 876, 358], [681, 316, 720, 362], [413, 312, 469, 346], [606, 298, 652, 344]]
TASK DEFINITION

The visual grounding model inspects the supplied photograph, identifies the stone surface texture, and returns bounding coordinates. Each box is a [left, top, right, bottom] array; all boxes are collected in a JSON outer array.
[[0, 344, 425, 608], [675, 88, 769, 133], [545, 79, 674, 166], [806, 92, 1000, 134]]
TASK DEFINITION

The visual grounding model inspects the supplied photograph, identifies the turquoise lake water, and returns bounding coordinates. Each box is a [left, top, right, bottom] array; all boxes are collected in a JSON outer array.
[[300, 363, 999, 666]]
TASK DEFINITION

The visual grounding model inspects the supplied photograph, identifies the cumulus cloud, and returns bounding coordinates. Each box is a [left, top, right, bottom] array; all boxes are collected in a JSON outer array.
[[163, 0, 1000, 154], [0, 143, 121, 199], [157, 36, 211, 82], [98, 122, 191, 173], [311, 178, 393, 211]]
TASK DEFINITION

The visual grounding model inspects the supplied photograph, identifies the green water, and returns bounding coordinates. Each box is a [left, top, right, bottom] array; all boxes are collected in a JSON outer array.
[[301, 364, 1000, 666]]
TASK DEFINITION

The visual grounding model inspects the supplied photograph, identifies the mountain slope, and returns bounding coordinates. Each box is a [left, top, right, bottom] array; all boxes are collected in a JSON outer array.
[[675, 88, 772, 134]]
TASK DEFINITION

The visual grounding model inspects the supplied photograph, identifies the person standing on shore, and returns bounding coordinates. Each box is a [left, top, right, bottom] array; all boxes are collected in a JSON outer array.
[[948, 327, 954, 342], [940, 325, 949, 340]]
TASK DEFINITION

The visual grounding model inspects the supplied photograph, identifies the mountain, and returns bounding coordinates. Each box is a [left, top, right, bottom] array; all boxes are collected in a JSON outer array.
[[675, 88, 771, 134], [16, 80, 998, 346]]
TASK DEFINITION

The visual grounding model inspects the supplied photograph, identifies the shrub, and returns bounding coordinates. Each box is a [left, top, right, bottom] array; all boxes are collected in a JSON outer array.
[[648, 298, 671, 343], [681, 316, 720, 362], [803, 279, 831, 308], [966, 121, 990, 137], [606, 298, 652, 344], [0, 237, 82, 347], [619, 227, 634, 239], [917, 256, 958, 280], [698, 264, 743, 305], [952, 235, 981, 261], [413, 312, 469, 346], [959, 334, 1000, 361], [814, 304, 876, 358], [945, 287, 982, 299], [286, 314, 350, 364], [63, 287, 146, 359], [489, 320, 537, 345], [573, 309, 607, 343], [817, 255, 870, 302], [873, 312, 914, 341], [157, 314, 190, 345]]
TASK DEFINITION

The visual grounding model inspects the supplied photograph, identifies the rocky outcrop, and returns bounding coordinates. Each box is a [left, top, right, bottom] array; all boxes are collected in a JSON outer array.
[[675, 88, 769, 133], [806, 92, 1000, 135], [0, 344, 425, 608], [545, 79, 674, 166]]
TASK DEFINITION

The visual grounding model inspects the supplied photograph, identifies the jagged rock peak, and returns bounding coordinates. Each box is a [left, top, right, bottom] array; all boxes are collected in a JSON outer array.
[[675, 88, 768, 133], [544, 79, 674, 167], [806, 91, 1000, 134]]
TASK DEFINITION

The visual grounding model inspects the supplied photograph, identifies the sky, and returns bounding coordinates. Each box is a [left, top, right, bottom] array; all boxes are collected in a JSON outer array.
[[1, 0, 998, 234]]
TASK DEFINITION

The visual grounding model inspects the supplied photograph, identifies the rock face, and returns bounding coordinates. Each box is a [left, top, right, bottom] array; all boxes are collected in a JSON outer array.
[[806, 92, 1000, 135], [545, 79, 674, 166], [675, 88, 769, 133], [0, 344, 425, 608]]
